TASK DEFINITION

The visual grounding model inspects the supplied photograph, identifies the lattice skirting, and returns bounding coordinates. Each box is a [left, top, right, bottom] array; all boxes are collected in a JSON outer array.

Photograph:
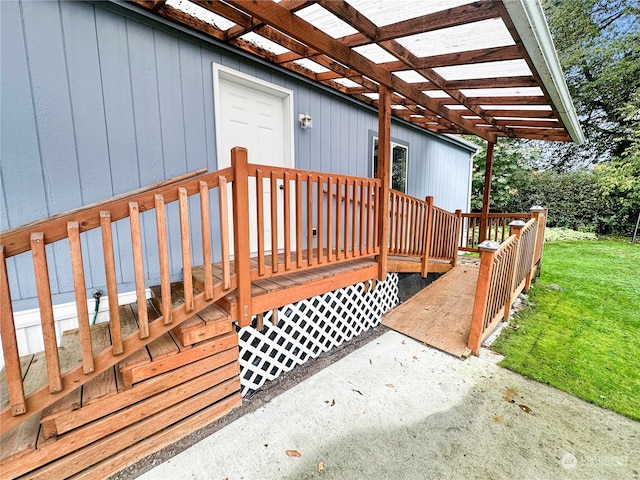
[[238, 273, 399, 396]]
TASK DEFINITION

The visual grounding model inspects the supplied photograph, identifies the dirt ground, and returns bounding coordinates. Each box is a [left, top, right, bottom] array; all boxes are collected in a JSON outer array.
[[116, 327, 639, 480]]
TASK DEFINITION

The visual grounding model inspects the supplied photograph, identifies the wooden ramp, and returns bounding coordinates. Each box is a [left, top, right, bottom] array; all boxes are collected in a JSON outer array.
[[383, 263, 479, 358]]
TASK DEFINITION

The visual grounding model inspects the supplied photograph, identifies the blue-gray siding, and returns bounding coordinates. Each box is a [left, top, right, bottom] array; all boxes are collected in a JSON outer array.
[[0, 0, 475, 309]]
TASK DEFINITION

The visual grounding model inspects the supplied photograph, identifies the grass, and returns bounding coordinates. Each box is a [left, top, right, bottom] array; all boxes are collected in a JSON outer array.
[[492, 239, 640, 420]]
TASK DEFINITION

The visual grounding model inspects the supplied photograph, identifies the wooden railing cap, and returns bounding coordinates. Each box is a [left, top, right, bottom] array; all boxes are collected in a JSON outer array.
[[478, 240, 501, 252], [530, 205, 545, 212], [509, 220, 526, 227]]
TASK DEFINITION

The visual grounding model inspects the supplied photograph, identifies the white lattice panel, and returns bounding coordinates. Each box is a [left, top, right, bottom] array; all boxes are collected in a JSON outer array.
[[239, 274, 398, 396]]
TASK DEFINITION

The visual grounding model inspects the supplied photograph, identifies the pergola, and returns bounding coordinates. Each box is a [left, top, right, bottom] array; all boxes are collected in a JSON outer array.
[[130, 0, 584, 239]]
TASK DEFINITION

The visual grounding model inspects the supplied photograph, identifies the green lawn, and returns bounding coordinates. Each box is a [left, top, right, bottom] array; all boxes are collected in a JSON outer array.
[[492, 240, 640, 420]]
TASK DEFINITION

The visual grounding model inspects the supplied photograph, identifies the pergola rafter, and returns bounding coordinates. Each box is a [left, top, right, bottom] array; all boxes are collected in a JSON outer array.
[[129, 0, 583, 143]]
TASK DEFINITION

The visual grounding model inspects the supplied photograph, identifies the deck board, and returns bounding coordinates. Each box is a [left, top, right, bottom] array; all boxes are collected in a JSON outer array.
[[383, 263, 479, 358]]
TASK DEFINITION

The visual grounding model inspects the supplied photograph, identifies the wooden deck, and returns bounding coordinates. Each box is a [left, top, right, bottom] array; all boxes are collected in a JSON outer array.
[[192, 255, 381, 318], [383, 262, 480, 358]]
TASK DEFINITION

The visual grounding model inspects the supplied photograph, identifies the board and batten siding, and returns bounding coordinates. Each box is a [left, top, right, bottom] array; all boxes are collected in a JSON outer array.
[[0, 0, 475, 313]]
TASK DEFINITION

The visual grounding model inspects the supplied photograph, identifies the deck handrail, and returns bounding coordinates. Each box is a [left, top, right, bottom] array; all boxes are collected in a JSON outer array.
[[0, 168, 235, 432], [430, 206, 462, 265], [388, 191, 430, 259], [460, 212, 530, 252], [0, 145, 472, 430], [468, 213, 546, 355]]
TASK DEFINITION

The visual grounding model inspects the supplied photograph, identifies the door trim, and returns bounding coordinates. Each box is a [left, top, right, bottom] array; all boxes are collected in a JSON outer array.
[[212, 63, 295, 169]]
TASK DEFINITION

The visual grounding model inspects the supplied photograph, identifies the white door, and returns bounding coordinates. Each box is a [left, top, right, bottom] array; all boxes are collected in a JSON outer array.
[[214, 66, 294, 255]]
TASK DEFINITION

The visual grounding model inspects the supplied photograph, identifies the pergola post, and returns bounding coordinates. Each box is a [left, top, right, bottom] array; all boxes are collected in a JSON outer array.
[[376, 85, 392, 280], [479, 141, 495, 243]]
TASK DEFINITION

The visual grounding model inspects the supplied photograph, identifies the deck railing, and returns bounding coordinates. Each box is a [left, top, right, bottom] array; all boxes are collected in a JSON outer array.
[[430, 206, 462, 265], [388, 191, 430, 258], [460, 212, 530, 252], [1, 144, 507, 428], [0, 168, 236, 431], [468, 208, 547, 355]]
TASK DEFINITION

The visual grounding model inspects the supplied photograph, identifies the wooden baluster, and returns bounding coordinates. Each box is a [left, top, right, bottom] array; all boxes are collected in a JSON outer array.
[[232, 147, 252, 327], [295, 173, 303, 268], [271, 171, 279, 273], [128, 203, 149, 339], [326, 177, 334, 262], [30, 232, 62, 393], [317, 175, 324, 264], [178, 188, 194, 313], [388, 194, 394, 254], [154, 196, 172, 325], [67, 222, 94, 374], [307, 174, 314, 266], [218, 176, 231, 290], [351, 180, 358, 258], [283, 172, 292, 270], [359, 180, 366, 256], [199, 181, 214, 300], [365, 181, 372, 255], [402, 196, 407, 254], [100, 212, 122, 354], [344, 178, 351, 258], [336, 178, 343, 261], [395, 195, 402, 254], [0, 245, 26, 415], [256, 169, 266, 276], [373, 182, 380, 253]]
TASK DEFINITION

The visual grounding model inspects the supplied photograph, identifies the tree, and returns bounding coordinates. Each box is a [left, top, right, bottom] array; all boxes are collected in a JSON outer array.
[[467, 137, 539, 212], [540, 0, 640, 169]]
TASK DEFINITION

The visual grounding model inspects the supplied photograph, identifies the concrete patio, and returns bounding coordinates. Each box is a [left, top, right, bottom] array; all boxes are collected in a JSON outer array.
[[132, 330, 639, 480]]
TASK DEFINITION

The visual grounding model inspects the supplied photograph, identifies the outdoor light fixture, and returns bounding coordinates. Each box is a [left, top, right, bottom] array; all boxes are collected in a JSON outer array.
[[298, 113, 312, 129]]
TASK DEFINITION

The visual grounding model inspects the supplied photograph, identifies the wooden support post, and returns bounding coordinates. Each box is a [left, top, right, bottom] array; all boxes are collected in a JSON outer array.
[[479, 141, 495, 243], [528, 205, 546, 287], [420, 196, 434, 277], [468, 240, 500, 356], [504, 220, 525, 321], [377, 85, 392, 280], [0, 246, 26, 415], [453, 209, 462, 268], [231, 147, 253, 327]]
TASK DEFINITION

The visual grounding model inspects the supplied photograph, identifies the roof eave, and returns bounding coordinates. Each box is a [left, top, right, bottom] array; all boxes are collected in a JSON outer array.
[[503, 0, 585, 144]]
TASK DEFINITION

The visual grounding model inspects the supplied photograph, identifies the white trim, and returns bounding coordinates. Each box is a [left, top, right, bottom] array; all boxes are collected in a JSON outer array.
[[212, 63, 295, 168], [503, 0, 585, 144]]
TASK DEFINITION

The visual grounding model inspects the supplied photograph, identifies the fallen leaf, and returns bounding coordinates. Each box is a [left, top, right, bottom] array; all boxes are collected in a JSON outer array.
[[318, 461, 325, 473], [492, 415, 503, 423], [386, 383, 395, 388], [369, 359, 372, 365], [503, 387, 516, 403], [331, 399, 335, 406], [518, 404, 536, 415], [324, 400, 330, 404], [402, 340, 406, 344], [412, 355, 418, 360], [286, 450, 302, 457], [352, 389, 363, 395]]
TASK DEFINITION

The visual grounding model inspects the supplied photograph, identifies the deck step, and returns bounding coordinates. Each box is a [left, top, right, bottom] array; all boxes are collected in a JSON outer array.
[[150, 282, 234, 347], [0, 330, 241, 479]]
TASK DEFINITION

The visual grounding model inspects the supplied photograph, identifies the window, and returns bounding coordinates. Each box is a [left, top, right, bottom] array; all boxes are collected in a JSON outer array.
[[372, 137, 409, 193]]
